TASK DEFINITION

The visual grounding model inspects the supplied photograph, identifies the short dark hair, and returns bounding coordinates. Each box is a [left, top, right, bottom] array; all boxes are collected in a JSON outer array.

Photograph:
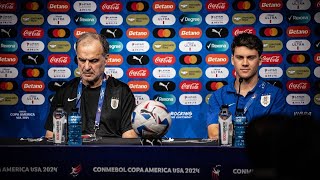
[[231, 33, 263, 56], [75, 32, 109, 57]]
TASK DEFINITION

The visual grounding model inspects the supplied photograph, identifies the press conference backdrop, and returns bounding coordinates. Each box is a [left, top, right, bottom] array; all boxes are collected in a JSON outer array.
[[0, 0, 319, 138]]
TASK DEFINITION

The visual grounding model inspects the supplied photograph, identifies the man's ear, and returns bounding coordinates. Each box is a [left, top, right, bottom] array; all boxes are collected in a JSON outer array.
[[104, 54, 109, 65], [231, 55, 234, 65], [258, 55, 262, 66]]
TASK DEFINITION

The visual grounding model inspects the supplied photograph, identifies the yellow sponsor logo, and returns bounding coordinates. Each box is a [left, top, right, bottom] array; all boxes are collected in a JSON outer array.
[[21, 14, 44, 25], [179, 1, 202, 12], [232, 13, 256, 25], [179, 67, 202, 79], [263, 40, 283, 51], [152, 41, 176, 52], [48, 41, 71, 52], [0, 93, 18, 105], [126, 14, 149, 26], [286, 66, 310, 78]]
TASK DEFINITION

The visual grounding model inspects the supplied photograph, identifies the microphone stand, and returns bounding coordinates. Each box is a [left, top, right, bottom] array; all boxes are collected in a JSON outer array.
[[235, 78, 243, 114]]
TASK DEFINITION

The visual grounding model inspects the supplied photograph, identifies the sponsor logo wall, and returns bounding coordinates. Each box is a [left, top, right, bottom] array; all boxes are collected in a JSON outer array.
[[0, 0, 319, 138]]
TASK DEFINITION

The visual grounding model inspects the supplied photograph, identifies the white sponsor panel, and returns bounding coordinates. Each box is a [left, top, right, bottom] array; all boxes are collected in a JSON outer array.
[[314, 12, 320, 23], [205, 67, 229, 78], [104, 67, 123, 79], [21, 94, 45, 105], [286, 93, 310, 105], [126, 41, 150, 52], [179, 94, 202, 105], [48, 67, 71, 79], [259, 67, 283, 78], [152, 14, 176, 25], [100, 14, 123, 26], [259, 13, 283, 24], [47, 14, 71, 25], [0, 14, 17, 25], [286, 0, 311, 10], [152, 67, 176, 79], [133, 94, 150, 105], [314, 66, 320, 78], [21, 41, 44, 52], [205, 13, 229, 25], [73, 1, 97, 12], [286, 39, 310, 51], [178, 41, 202, 52], [0, 67, 18, 78]]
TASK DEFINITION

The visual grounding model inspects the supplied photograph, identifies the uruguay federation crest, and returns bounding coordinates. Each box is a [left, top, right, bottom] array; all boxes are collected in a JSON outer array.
[[111, 97, 119, 109], [261, 94, 271, 107]]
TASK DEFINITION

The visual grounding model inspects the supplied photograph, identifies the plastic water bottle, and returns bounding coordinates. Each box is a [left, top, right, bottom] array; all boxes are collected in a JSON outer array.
[[233, 109, 247, 148], [53, 104, 67, 144], [218, 104, 233, 146], [68, 108, 82, 145]]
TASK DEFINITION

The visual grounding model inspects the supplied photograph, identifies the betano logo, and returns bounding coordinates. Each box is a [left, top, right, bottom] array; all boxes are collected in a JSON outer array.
[[100, 2, 122, 13], [0, 81, 17, 91], [0, 54, 18, 65], [127, 1, 149, 12], [259, 27, 282, 37], [153, 54, 175, 66], [153, 28, 175, 38], [287, 53, 310, 64], [47, 1, 70, 12], [126, 28, 149, 39], [232, 0, 255, 10], [259, 0, 282, 11], [0, 1, 17, 12], [179, 67, 202, 79], [126, 14, 149, 26], [152, 1, 175, 12], [179, 27, 202, 38], [74, 28, 96, 38], [21, 14, 44, 25], [152, 14, 175, 25], [21, 27, 44, 38], [179, 1, 202, 12], [259, 13, 283, 24], [261, 54, 282, 65], [128, 81, 149, 92], [286, 26, 310, 37], [180, 54, 201, 65], [47, 14, 70, 25], [152, 41, 176, 52], [0, 94, 18, 105], [205, 13, 229, 25], [206, 54, 228, 65], [232, 13, 256, 25], [48, 28, 70, 38], [206, 0, 229, 12], [314, 53, 320, 64], [22, 80, 45, 92], [179, 14, 202, 25], [107, 54, 123, 66]]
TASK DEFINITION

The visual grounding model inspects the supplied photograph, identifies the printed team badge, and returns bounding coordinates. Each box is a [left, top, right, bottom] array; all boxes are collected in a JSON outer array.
[[260, 94, 271, 107], [111, 97, 119, 109]]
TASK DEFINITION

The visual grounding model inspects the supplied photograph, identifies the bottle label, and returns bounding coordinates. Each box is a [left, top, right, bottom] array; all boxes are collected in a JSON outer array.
[[53, 116, 66, 144]]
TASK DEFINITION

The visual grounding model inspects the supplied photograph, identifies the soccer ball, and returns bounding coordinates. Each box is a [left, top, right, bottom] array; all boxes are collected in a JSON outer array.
[[131, 100, 172, 139]]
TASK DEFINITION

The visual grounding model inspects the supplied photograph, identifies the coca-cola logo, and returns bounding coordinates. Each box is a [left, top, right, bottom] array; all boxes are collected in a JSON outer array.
[[21, 28, 44, 38], [48, 54, 71, 66], [0, 2, 16, 11], [286, 80, 310, 92], [179, 81, 202, 92], [261, 54, 282, 65], [100, 2, 122, 12], [153, 54, 175, 65], [232, 27, 256, 36], [127, 68, 149, 78], [206, 1, 228, 11]]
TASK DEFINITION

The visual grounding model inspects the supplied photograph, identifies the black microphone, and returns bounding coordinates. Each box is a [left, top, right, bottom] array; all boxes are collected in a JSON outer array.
[[235, 78, 243, 113]]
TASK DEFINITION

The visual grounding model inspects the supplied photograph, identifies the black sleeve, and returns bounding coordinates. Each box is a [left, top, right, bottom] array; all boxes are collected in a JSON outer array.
[[120, 83, 136, 134]]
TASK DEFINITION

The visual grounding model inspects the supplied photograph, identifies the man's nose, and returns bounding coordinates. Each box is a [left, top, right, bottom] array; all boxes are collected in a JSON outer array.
[[84, 61, 91, 70]]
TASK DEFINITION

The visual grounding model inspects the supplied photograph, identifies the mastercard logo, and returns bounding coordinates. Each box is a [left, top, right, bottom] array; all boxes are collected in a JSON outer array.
[[22, 68, 44, 78], [232, 0, 255, 11], [206, 81, 228, 91], [127, 1, 149, 12], [179, 54, 202, 65], [0, 81, 17, 91], [259, 27, 282, 37], [48, 28, 70, 38], [287, 53, 310, 64], [24, 1, 42, 11], [153, 28, 175, 38]]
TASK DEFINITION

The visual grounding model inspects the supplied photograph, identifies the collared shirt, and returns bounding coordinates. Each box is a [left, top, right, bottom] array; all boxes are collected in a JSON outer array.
[[206, 78, 287, 126]]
